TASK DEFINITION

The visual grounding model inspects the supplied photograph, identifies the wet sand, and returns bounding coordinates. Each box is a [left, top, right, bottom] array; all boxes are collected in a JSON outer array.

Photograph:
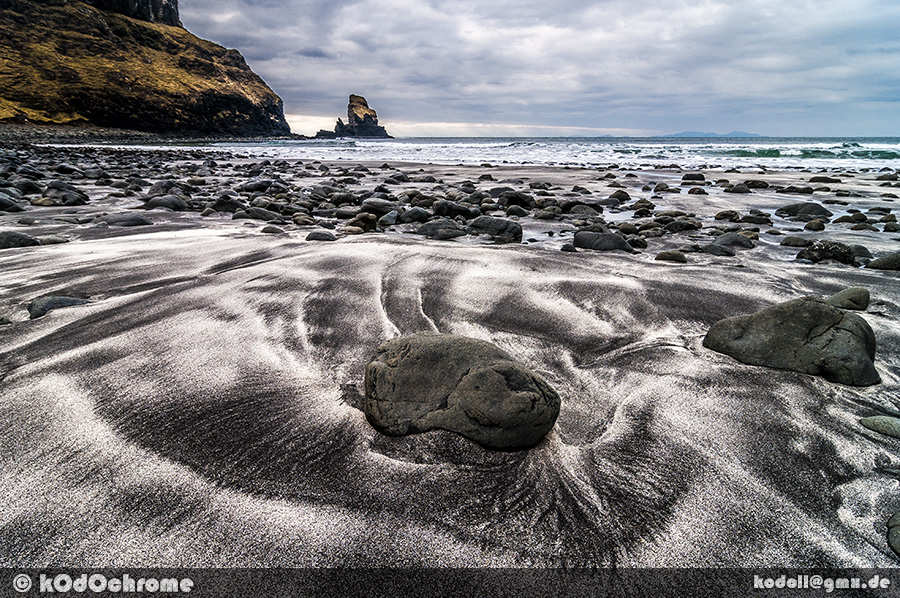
[[1, 140, 900, 568]]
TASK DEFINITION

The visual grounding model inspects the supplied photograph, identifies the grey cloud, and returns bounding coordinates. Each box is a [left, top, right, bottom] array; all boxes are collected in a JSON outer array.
[[295, 48, 331, 58], [180, 0, 900, 135]]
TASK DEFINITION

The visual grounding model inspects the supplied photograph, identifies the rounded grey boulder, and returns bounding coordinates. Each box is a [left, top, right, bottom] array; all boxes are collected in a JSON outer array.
[[573, 231, 634, 253], [713, 232, 755, 248], [866, 251, 900, 271], [101, 213, 153, 227], [775, 202, 833, 219], [655, 250, 687, 263], [364, 333, 561, 449], [860, 416, 900, 439], [0, 231, 40, 250], [703, 298, 880, 386], [306, 230, 337, 242], [466, 216, 523, 243], [825, 287, 870, 311]]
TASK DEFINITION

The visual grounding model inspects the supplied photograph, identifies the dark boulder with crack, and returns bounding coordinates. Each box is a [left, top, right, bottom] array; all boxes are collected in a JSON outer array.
[[364, 333, 561, 449], [703, 297, 880, 386]]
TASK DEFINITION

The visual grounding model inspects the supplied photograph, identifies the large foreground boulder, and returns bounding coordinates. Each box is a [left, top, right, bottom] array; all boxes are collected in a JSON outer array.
[[364, 333, 561, 449], [703, 298, 880, 386]]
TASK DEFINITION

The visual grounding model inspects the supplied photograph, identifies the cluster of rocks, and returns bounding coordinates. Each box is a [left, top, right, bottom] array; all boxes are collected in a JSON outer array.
[[3, 146, 900, 274]]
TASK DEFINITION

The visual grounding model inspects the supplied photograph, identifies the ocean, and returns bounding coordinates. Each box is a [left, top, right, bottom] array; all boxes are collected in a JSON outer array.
[[201, 136, 900, 171]]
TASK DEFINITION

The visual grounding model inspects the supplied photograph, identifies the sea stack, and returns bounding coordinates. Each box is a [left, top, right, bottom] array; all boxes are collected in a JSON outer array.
[[317, 95, 391, 138]]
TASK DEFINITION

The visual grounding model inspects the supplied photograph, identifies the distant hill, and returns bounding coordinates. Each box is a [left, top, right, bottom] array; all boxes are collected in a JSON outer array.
[[0, 0, 291, 136], [657, 131, 763, 138]]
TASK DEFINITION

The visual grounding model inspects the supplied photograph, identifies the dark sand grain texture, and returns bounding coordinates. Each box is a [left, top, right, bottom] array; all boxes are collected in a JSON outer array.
[[1, 222, 899, 568]]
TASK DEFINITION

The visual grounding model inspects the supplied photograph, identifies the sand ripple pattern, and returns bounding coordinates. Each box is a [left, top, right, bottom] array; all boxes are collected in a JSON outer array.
[[1, 233, 899, 567]]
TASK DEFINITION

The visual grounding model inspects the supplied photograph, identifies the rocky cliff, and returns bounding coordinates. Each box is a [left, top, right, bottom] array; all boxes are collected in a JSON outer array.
[[317, 95, 390, 138], [0, 0, 291, 136], [83, 0, 181, 27]]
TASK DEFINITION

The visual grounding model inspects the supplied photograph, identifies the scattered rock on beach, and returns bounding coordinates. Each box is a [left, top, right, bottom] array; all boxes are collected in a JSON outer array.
[[466, 216, 523, 243], [796, 240, 855, 264], [0, 230, 40, 249], [399, 206, 430, 223], [434, 199, 476, 220], [28, 296, 90, 319], [364, 333, 561, 449], [416, 219, 466, 240], [573, 231, 634, 253], [145, 194, 187, 211], [361, 197, 402, 217], [781, 236, 814, 248], [860, 416, 900, 439], [713, 232, 755, 248], [41, 180, 89, 206], [101, 213, 153, 227], [866, 252, 900, 271], [655, 250, 687, 263], [39, 235, 70, 245], [825, 287, 870, 311], [306, 230, 337, 242], [805, 220, 826, 231], [0, 193, 24, 212], [776, 202, 833, 219], [703, 243, 736, 257], [888, 514, 900, 558], [724, 183, 751, 194], [703, 297, 880, 386]]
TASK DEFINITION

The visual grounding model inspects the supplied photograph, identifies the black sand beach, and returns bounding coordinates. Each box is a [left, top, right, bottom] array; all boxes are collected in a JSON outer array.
[[2, 135, 900, 570]]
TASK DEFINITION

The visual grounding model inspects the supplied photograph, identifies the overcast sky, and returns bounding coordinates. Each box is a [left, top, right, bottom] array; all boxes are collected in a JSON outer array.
[[180, 0, 900, 137]]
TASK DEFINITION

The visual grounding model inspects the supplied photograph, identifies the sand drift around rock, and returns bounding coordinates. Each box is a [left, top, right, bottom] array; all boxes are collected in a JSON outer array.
[[703, 297, 880, 386]]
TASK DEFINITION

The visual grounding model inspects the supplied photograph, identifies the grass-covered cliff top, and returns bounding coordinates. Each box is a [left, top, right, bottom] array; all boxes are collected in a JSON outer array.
[[0, 0, 291, 135]]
